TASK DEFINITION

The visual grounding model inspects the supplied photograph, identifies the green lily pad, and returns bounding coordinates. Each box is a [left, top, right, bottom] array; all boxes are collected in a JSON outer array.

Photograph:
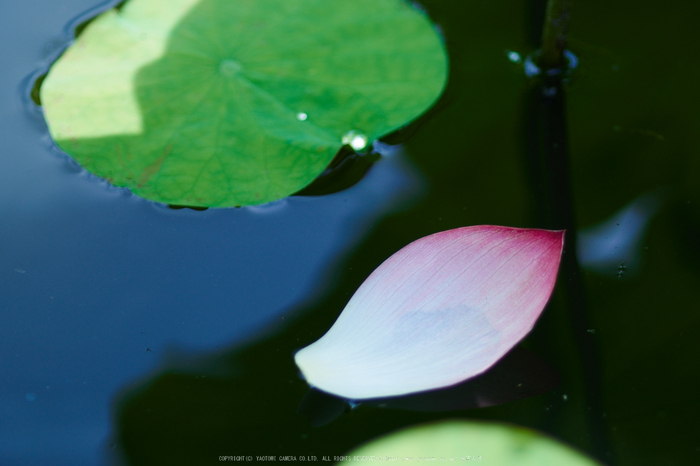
[[348, 420, 604, 465], [41, 0, 447, 207]]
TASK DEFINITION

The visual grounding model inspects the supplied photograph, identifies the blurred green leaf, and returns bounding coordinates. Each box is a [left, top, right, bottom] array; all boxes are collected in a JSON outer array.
[[348, 420, 603, 465], [41, 0, 447, 207]]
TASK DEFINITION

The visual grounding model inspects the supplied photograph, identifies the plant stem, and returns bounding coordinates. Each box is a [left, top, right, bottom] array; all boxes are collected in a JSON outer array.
[[525, 77, 612, 462], [539, 0, 572, 70], [524, 0, 614, 463]]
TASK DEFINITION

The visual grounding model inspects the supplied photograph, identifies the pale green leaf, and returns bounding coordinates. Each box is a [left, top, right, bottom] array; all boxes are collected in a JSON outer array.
[[347, 421, 604, 465]]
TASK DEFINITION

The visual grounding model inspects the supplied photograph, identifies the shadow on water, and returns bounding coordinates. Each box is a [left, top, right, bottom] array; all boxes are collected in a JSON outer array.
[[108, 278, 561, 465], [108, 290, 436, 464], [299, 346, 560, 428]]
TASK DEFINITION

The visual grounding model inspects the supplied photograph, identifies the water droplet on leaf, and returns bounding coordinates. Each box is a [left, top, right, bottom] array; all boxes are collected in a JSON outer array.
[[342, 130, 368, 150]]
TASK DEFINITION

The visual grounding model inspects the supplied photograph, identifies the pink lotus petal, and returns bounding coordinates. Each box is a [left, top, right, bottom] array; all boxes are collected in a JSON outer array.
[[294, 225, 565, 400]]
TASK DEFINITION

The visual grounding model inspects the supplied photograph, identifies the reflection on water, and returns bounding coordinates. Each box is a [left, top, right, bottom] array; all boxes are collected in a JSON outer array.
[[298, 346, 560, 427], [577, 192, 661, 277], [0, 138, 424, 465]]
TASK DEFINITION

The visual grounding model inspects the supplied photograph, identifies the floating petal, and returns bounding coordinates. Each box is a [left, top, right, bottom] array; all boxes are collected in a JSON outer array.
[[294, 225, 564, 399]]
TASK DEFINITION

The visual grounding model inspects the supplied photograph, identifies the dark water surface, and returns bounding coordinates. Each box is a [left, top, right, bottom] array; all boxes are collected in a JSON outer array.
[[2, 0, 699, 465]]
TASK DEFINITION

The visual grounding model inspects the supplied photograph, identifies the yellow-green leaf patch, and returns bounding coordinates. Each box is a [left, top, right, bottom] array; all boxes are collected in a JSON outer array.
[[348, 421, 603, 465]]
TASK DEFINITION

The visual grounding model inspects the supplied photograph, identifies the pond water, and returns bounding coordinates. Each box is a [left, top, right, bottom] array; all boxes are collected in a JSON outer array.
[[2, 0, 699, 465]]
